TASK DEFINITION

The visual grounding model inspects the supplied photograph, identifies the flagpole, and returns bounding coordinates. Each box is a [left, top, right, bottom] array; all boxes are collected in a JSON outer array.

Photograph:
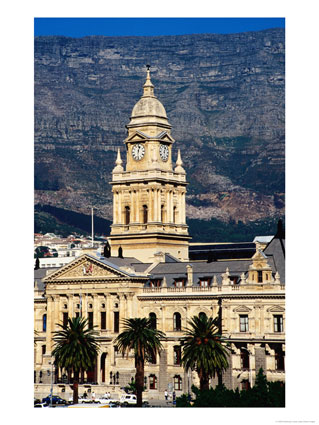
[[91, 207, 94, 248]]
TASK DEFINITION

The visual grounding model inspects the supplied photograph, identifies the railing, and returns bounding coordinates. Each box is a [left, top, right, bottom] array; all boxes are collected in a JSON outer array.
[[167, 287, 186, 292], [141, 283, 285, 294]]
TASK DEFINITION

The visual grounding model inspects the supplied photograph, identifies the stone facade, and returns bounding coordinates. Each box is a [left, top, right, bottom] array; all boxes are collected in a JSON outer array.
[[34, 69, 285, 402]]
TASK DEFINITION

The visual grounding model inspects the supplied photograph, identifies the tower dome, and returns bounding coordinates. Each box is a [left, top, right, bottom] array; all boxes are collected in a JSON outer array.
[[127, 66, 170, 128]]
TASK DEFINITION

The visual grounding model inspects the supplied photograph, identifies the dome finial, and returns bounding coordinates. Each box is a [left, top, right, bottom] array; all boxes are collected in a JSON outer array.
[[112, 148, 124, 173], [143, 64, 155, 97], [175, 149, 185, 174]]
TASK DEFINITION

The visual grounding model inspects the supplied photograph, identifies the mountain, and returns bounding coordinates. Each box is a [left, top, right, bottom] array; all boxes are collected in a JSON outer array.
[[34, 29, 285, 229]]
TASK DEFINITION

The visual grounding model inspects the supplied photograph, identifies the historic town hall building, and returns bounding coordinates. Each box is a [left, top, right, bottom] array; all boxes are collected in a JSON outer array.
[[34, 69, 285, 401]]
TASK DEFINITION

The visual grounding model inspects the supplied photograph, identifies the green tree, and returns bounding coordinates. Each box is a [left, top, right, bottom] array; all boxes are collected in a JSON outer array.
[[181, 315, 230, 391], [52, 317, 99, 404], [114, 318, 165, 407]]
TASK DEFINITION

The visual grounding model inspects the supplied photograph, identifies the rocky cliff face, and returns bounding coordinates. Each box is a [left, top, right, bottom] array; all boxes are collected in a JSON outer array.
[[34, 29, 285, 223]]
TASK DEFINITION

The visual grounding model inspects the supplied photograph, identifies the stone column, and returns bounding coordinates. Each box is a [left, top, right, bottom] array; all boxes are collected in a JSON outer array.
[[181, 191, 186, 224], [118, 191, 122, 224], [46, 296, 54, 353], [166, 189, 170, 222], [148, 189, 153, 222], [136, 189, 140, 223], [93, 294, 99, 331], [113, 191, 118, 224], [154, 188, 158, 221]]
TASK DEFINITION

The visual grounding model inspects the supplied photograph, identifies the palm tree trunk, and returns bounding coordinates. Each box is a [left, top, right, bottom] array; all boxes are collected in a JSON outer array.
[[73, 370, 79, 404], [135, 358, 144, 407], [199, 369, 210, 391]]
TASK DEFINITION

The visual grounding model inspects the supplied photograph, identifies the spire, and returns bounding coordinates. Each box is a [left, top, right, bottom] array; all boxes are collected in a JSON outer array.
[[142, 65, 155, 97], [174, 149, 185, 174], [112, 148, 124, 173]]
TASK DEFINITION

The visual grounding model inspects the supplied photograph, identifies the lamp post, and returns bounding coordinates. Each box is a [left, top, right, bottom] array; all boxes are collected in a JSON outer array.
[[48, 360, 54, 407]]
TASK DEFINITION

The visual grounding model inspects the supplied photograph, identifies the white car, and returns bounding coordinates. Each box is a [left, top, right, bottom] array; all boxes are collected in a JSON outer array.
[[120, 394, 137, 406]]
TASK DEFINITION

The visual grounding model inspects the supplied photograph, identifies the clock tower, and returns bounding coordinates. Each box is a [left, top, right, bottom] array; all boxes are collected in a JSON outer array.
[[109, 67, 190, 262]]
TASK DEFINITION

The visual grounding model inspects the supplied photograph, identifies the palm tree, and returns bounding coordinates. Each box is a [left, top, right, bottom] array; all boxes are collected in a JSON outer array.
[[114, 317, 165, 407], [52, 317, 100, 404], [181, 314, 230, 391]]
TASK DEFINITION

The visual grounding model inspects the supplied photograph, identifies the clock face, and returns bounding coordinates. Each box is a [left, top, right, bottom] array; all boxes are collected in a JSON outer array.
[[159, 144, 169, 161], [132, 144, 145, 161]]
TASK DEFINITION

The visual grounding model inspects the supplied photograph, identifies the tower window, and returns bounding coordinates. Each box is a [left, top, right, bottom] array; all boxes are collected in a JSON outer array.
[[258, 270, 263, 283], [161, 205, 164, 222], [173, 206, 177, 223], [143, 205, 148, 224], [125, 206, 130, 225]]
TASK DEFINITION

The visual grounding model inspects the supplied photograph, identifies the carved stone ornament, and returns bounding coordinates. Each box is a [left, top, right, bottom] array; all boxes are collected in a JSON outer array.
[[56, 260, 123, 279]]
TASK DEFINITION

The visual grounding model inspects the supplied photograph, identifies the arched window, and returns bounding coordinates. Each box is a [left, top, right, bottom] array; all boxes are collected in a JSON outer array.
[[161, 205, 164, 222], [199, 312, 207, 321], [125, 206, 130, 225], [42, 314, 47, 332], [173, 206, 177, 223], [143, 205, 148, 224], [149, 313, 157, 329], [173, 312, 181, 331]]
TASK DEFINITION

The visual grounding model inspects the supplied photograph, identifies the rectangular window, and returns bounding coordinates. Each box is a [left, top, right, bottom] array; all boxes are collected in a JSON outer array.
[[63, 312, 68, 327], [258, 270, 263, 283], [174, 375, 182, 390], [101, 312, 106, 330], [149, 375, 157, 390], [114, 312, 119, 333], [174, 346, 181, 365], [88, 312, 93, 329], [42, 345, 46, 355], [274, 315, 283, 332], [239, 315, 249, 332]]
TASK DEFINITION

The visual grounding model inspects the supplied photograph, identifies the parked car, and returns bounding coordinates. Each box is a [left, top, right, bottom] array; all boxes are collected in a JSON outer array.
[[42, 395, 68, 405], [120, 394, 137, 406]]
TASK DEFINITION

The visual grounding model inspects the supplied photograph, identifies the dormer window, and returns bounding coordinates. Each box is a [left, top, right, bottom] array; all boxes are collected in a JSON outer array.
[[199, 278, 211, 287], [174, 279, 185, 288], [150, 279, 162, 288], [230, 276, 239, 285]]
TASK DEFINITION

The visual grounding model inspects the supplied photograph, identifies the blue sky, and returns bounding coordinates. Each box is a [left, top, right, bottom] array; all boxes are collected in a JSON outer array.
[[34, 17, 284, 37]]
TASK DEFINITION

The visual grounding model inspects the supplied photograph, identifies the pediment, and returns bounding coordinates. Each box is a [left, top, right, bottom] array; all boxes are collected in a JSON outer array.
[[44, 255, 129, 281], [156, 131, 175, 142], [233, 305, 252, 313], [126, 131, 150, 142], [267, 305, 285, 313]]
